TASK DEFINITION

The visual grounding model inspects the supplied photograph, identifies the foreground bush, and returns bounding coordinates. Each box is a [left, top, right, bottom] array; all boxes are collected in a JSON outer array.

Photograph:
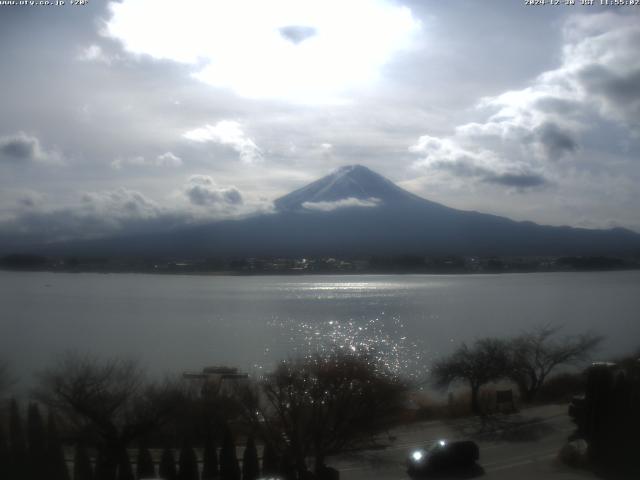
[[238, 351, 408, 478], [536, 371, 586, 404], [570, 351, 640, 474]]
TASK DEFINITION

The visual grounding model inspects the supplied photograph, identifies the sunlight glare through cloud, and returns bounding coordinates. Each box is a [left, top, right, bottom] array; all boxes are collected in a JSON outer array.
[[105, 0, 420, 103]]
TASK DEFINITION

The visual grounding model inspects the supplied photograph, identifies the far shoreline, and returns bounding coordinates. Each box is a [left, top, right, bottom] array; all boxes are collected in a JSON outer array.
[[2, 266, 640, 277], [2, 251, 639, 276]]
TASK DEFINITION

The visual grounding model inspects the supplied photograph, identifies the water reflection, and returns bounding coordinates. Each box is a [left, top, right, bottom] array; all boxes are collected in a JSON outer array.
[[266, 312, 429, 382], [274, 278, 448, 300], [2, 271, 638, 387]]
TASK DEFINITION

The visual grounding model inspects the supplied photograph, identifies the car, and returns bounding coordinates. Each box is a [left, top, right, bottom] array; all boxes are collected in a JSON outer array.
[[407, 439, 480, 477]]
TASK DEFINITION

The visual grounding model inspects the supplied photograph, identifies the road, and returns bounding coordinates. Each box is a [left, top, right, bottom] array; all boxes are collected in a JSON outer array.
[[330, 404, 599, 480]]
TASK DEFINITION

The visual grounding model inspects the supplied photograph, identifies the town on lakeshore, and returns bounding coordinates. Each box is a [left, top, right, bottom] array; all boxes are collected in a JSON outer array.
[[1, 253, 639, 275]]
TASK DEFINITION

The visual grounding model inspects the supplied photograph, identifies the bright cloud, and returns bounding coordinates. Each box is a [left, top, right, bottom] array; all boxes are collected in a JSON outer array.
[[302, 197, 381, 212], [410, 12, 640, 192], [156, 152, 183, 167], [111, 152, 183, 169], [183, 121, 262, 164], [466, 12, 640, 145], [409, 134, 548, 191], [76, 44, 115, 64], [104, 0, 420, 102]]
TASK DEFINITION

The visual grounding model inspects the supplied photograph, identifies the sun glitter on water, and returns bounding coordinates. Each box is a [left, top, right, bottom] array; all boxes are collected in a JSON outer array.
[[263, 312, 429, 382]]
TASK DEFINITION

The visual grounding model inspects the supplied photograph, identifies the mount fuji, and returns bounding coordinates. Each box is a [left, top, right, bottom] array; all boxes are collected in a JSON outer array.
[[18, 165, 640, 257], [274, 164, 426, 211]]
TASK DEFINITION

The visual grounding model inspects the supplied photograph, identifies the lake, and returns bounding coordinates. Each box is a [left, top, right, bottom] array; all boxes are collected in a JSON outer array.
[[1, 270, 639, 389]]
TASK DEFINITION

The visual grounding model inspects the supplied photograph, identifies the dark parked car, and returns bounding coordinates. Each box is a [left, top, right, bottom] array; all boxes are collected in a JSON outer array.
[[407, 440, 479, 477]]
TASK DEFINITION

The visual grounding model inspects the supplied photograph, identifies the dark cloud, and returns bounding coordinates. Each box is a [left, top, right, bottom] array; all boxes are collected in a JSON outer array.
[[577, 65, 640, 118], [534, 96, 582, 115], [410, 135, 549, 192], [534, 122, 577, 159], [222, 188, 243, 205], [186, 185, 242, 207], [184, 175, 244, 207], [0, 183, 271, 248], [80, 188, 163, 218], [0, 188, 189, 245], [19, 196, 38, 207], [278, 25, 317, 44], [483, 172, 548, 189], [431, 159, 491, 178], [0, 132, 42, 163], [18, 191, 43, 208], [431, 158, 548, 191]]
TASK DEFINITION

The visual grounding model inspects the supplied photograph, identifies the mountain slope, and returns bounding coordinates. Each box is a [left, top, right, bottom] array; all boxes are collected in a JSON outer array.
[[22, 165, 640, 258], [274, 164, 428, 210]]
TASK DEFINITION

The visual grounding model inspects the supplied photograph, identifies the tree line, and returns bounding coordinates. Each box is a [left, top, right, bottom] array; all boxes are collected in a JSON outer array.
[[0, 400, 68, 480], [0, 398, 262, 480], [431, 325, 603, 414], [0, 351, 407, 480]]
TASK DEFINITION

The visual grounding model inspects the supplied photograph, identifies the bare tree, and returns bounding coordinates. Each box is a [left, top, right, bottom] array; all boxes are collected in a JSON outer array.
[[508, 325, 603, 403], [238, 352, 408, 477], [34, 352, 187, 480], [431, 338, 510, 415]]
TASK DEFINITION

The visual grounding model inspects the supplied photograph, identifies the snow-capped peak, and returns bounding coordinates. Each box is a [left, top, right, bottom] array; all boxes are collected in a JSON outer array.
[[274, 164, 423, 211]]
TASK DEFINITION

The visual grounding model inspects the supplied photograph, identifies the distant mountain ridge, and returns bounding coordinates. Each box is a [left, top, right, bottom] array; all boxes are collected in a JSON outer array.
[[11, 165, 640, 258]]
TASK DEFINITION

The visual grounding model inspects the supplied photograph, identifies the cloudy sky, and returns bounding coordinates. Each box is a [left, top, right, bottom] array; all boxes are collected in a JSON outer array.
[[1, 0, 639, 244]]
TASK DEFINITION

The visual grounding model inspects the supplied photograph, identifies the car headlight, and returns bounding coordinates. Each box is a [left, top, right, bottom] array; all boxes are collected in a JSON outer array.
[[409, 449, 427, 464]]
